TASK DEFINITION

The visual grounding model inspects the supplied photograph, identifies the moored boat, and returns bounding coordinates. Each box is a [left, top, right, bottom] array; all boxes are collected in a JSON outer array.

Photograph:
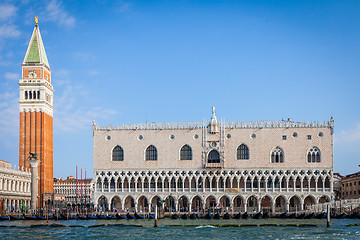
[[223, 213, 231, 219]]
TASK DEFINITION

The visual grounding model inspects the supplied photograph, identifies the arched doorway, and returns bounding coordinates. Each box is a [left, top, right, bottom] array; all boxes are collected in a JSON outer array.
[[137, 196, 149, 213], [247, 195, 258, 212], [97, 196, 108, 212], [111, 196, 121, 212], [303, 195, 315, 210], [205, 195, 217, 210], [274, 196, 286, 213], [289, 195, 301, 212], [233, 196, 244, 212], [191, 196, 203, 212], [124, 196, 135, 212], [178, 196, 189, 212], [165, 196, 175, 212], [261, 196, 272, 213], [219, 195, 231, 211]]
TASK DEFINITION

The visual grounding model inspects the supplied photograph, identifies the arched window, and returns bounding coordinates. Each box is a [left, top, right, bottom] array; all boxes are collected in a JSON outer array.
[[271, 147, 284, 163], [237, 144, 249, 160], [180, 145, 192, 160], [208, 150, 220, 163], [146, 145, 158, 161], [25, 91, 28, 99], [307, 147, 321, 162], [37, 91, 40, 99], [29, 91, 32, 99], [112, 145, 124, 161]]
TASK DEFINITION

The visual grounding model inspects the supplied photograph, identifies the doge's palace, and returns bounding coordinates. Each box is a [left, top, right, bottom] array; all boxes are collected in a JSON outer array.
[[92, 108, 333, 213]]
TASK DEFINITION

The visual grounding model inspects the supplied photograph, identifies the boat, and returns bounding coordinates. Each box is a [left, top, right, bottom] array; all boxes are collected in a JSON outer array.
[[262, 212, 269, 219], [135, 213, 146, 219], [181, 214, 188, 219], [251, 212, 262, 219], [241, 212, 248, 219], [295, 213, 305, 219], [170, 214, 178, 219], [97, 214, 107, 220], [126, 213, 135, 219], [304, 213, 314, 219], [214, 213, 221, 219], [10, 215, 24, 220], [204, 213, 212, 219], [115, 214, 126, 219], [36, 216, 47, 220], [0, 216, 9, 221], [223, 213, 231, 219], [315, 212, 325, 219], [106, 215, 116, 219], [78, 215, 88, 220], [87, 215, 97, 220], [233, 213, 241, 219], [148, 214, 155, 219], [25, 215, 37, 220], [285, 213, 296, 219], [278, 212, 287, 219], [189, 213, 198, 219]]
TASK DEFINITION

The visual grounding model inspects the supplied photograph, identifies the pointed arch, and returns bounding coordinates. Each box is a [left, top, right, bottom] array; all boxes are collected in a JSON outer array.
[[271, 146, 284, 163], [237, 144, 249, 160], [180, 144, 192, 160], [112, 145, 124, 161], [307, 146, 321, 162], [208, 149, 220, 163], [145, 145, 158, 161]]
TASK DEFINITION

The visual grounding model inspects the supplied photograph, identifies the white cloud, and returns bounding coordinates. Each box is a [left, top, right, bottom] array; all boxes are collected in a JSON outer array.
[[334, 123, 360, 152], [74, 52, 95, 62], [0, 4, 17, 22], [0, 24, 21, 38], [4, 72, 19, 81], [0, 92, 18, 147], [45, 0, 76, 28]]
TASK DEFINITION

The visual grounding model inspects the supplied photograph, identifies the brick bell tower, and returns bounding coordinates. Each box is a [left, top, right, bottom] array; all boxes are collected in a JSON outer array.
[[19, 18, 54, 208]]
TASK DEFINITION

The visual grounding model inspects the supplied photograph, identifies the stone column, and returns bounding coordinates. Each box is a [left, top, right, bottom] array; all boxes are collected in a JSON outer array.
[[28, 159, 40, 211], [189, 203, 192, 213]]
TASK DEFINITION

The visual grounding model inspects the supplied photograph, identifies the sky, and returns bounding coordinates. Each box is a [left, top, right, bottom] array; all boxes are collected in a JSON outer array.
[[0, 0, 359, 178]]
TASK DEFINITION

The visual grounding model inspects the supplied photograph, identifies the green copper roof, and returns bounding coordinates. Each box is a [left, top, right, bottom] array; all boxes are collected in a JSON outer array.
[[26, 34, 40, 63], [23, 25, 50, 69]]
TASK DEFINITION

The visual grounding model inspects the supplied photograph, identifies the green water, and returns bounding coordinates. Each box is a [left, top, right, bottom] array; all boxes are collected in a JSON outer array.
[[0, 218, 359, 239]]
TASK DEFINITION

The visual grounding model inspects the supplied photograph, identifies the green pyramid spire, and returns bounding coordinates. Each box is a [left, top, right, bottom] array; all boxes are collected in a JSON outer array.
[[23, 22, 50, 69]]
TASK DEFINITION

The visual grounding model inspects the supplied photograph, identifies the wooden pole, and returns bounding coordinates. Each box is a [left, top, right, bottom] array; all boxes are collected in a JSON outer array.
[[327, 204, 330, 228], [154, 205, 158, 227]]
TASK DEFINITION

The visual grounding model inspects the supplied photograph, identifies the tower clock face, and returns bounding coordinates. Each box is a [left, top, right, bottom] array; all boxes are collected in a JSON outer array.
[[27, 70, 37, 78]]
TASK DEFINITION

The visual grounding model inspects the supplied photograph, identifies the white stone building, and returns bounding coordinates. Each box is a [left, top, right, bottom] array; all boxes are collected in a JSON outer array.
[[0, 160, 31, 213], [92, 108, 334, 213]]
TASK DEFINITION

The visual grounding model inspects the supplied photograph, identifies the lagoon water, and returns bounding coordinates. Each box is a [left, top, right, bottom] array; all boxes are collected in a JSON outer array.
[[0, 218, 359, 239]]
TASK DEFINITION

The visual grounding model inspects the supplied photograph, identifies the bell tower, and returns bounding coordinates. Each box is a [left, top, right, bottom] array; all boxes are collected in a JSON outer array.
[[19, 17, 54, 207]]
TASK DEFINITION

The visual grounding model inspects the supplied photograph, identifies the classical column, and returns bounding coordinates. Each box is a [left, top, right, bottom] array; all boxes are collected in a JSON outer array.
[[189, 203, 192, 213], [28, 158, 40, 211]]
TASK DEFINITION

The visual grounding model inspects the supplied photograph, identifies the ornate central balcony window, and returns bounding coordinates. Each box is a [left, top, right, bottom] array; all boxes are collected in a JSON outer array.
[[271, 146, 284, 163], [308, 147, 321, 162]]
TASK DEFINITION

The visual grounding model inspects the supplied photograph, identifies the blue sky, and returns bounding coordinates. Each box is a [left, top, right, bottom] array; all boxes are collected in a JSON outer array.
[[0, 0, 359, 178]]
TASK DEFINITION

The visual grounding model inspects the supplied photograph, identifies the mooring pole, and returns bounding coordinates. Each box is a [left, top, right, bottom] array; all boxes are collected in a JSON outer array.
[[154, 205, 158, 227], [326, 204, 330, 228]]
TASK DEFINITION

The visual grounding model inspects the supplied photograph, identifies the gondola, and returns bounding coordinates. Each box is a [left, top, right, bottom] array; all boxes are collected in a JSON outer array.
[[223, 213, 231, 219], [295, 213, 305, 219], [241, 212, 248, 219], [0, 216, 10, 221], [148, 214, 155, 219], [278, 212, 287, 219], [204, 213, 212, 219], [304, 213, 314, 219], [170, 214, 178, 219], [10, 215, 24, 220], [135, 213, 146, 219], [285, 213, 296, 219], [189, 213, 198, 219], [36, 216, 47, 220], [262, 212, 269, 219], [233, 213, 241, 219], [251, 212, 262, 219], [87, 215, 97, 220], [115, 214, 126, 219], [315, 212, 325, 219], [97, 214, 107, 220], [213, 213, 221, 219], [181, 214, 188, 219], [24, 215, 37, 220], [78, 215, 88, 220], [126, 213, 135, 219], [106, 215, 116, 219]]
